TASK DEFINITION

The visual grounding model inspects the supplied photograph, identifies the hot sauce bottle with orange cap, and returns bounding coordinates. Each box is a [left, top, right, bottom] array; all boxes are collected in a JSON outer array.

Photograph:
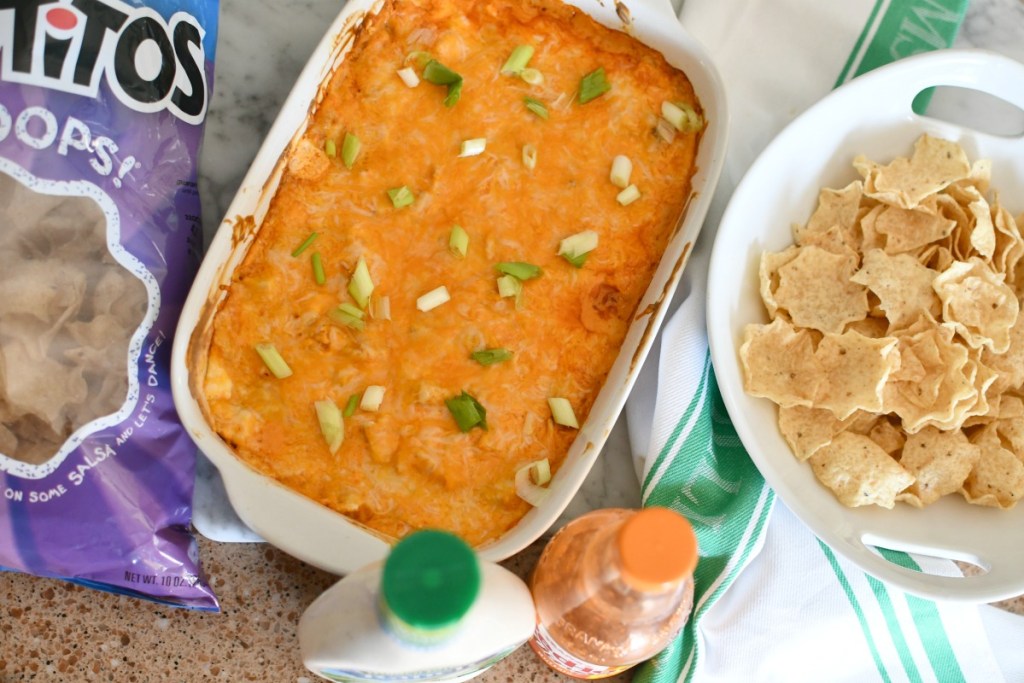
[[528, 507, 699, 679]]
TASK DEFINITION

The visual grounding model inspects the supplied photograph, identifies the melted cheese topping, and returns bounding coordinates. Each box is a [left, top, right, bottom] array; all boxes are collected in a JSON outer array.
[[203, 0, 702, 546]]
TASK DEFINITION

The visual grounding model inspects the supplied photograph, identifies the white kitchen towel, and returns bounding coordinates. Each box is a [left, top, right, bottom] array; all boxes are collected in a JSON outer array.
[[625, 0, 1024, 681]]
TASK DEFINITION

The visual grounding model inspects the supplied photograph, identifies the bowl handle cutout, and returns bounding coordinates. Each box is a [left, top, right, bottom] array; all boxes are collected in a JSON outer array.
[[913, 85, 1024, 138], [846, 532, 1021, 604], [891, 49, 1024, 139]]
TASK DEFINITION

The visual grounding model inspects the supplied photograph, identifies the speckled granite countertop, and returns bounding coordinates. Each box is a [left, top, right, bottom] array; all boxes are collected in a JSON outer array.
[[1, 536, 1022, 681], [0, 538, 629, 682]]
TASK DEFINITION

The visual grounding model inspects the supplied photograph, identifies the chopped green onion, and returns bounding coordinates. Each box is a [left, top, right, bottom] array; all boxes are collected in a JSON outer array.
[[343, 393, 361, 417], [520, 68, 543, 85], [496, 262, 542, 280], [445, 391, 487, 432], [501, 45, 534, 75], [616, 184, 641, 206], [291, 232, 319, 257], [655, 118, 677, 143], [397, 66, 420, 88], [471, 348, 513, 366], [422, 59, 463, 107], [336, 302, 364, 320], [610, 155, 632, 189], [563, 252, 589, 268], [423, 59, 461, 85], [515, 459, 551, 507], [324, 139, 337, 158], [459, 138, 487, 157], [329, 304, 365, 330], [529, 458, 551, 485], [548, 397, 579, 428], [449, 225, 469, 257], [416, 285, 451, 312], [407, 50, 433, 68], [558, 230, 599, 268], [496, 274, 522, 299], [314, 400, 344, 454], [662, 101, 703, 132], [311, 251, 326, 285], [361, 385, 386, 412], [387, 185, 415, 209], [342, 133, 361, 169], [348, 257, 374, 308], [522, 143, 537, 170], [578, 67, 611, 105], [370, 295, 391, 321], [443, 79, 463, 107], [524, 97, 548, 120], [254, 343, 292, 379]]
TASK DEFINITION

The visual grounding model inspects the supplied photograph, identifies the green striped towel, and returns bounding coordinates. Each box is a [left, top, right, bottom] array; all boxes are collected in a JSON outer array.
[[625, 0, 1024, 680]]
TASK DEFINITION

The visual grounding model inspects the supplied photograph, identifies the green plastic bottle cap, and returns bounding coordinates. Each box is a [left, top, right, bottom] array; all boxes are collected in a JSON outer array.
[[381, 530, 481, 632]]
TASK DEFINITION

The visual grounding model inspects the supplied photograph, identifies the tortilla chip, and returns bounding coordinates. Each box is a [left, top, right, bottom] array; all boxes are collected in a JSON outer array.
[[884, 318, 977, 433], [896, 427, 980, 507], [814, 330, 899, 419], [857, 134, 972, 209], [994, 418, 1024, 459], [759, 246, 800, 318], [809, 432, 915, 508], [774, 246, 869, 334], [858, 204, 887, 253], [876, 204, 957, 255], [740, 318, 822, 407], [933, 258, 1018, 353], [777, 405, 848, 461], [981, 315, 1024, 396], [796, 225, 858, 256], [993, 202, 1024, 285], [797, 181, 863, 247], [846, 316, 891, 339], [742, 134, 1024, 512], [868, 417, 906, 456], [916, 243, 955, 273], [851, 249, 940, 328], [963, 425, 1024, 508]]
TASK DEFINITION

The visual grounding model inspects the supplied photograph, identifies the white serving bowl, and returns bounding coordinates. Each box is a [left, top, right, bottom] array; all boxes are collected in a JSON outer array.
[[707, 49, 1024, 603], [171, 0, 728, 575]]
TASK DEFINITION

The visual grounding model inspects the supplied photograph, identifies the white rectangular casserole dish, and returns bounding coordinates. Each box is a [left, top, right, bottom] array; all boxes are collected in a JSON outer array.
[[171, 0, 727, 574]]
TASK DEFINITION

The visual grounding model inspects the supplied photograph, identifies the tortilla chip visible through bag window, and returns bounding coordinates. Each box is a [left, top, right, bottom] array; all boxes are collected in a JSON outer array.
[[0, 173, 147, 465]]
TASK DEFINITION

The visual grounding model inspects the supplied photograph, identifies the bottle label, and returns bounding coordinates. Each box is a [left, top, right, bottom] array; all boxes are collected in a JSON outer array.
[[529, 623, 632, 679], [315, 644, 518, 683]]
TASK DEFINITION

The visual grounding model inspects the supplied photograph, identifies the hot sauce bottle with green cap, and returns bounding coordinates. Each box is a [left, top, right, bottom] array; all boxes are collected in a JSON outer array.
[[299, 529, 536, 682], [528, 507, 699, 679]]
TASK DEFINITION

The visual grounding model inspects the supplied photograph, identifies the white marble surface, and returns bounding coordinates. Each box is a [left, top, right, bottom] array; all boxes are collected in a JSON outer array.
[[190, 0, 1024, 543]]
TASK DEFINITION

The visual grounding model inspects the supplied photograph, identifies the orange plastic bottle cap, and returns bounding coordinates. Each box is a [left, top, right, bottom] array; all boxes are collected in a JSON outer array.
[[617, 507, 698, 590]]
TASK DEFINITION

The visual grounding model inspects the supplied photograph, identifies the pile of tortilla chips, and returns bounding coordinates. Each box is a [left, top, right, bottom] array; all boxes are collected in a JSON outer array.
[[741, 134, 1024, 510]]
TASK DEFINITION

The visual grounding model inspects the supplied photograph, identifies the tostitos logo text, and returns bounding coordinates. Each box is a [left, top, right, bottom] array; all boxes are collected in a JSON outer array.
[[0, 0, 208, 124]]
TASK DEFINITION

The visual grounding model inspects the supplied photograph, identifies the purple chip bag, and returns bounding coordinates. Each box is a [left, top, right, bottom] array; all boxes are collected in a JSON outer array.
[[0, 0, 219, 610]]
